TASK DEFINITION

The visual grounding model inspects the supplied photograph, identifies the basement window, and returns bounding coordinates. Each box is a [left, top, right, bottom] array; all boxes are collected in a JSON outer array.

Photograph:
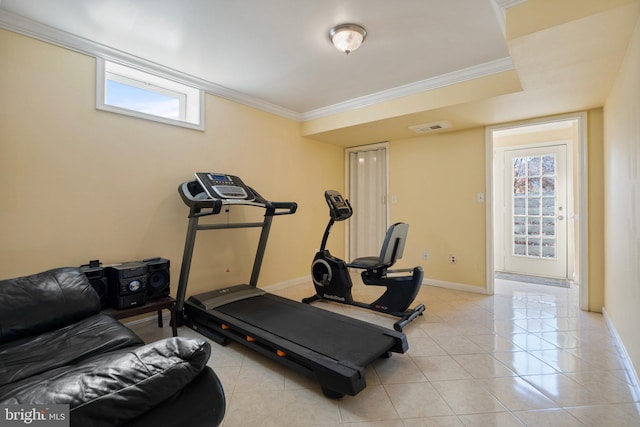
[[97, 59, 203, 130]]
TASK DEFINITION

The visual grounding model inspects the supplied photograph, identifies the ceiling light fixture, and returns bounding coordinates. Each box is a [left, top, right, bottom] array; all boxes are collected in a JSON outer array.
[[329, 23, 367, 54]]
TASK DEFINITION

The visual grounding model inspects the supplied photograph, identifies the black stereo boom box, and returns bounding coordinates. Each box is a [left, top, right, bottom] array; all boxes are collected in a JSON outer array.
[[107, 262, 148, 309], [80, 262, 109, 308], [142, 257, 170, 300]]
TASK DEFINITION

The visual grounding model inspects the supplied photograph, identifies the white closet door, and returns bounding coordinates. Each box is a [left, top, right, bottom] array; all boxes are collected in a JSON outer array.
[[348, 146, 388, 261]]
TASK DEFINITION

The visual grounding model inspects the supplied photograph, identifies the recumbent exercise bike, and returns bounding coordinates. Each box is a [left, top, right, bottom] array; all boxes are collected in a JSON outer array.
[[302, 190, 425, 331]]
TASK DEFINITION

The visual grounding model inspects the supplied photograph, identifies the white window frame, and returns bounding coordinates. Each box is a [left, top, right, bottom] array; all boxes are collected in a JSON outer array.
[[97, 58, 204, 130]]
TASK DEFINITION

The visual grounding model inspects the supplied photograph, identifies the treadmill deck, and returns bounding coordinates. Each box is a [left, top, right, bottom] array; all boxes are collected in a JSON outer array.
[[186, 284, 407, 396], [219, 291, 399, 366]]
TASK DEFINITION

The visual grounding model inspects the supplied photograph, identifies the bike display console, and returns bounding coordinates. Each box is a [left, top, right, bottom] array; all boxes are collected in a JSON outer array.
[[175, 173, 408, 398]]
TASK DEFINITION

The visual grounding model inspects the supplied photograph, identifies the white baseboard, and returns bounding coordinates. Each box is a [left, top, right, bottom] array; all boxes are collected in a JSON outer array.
[[602, 307, 640, 389], [423, 277, 490, 295]]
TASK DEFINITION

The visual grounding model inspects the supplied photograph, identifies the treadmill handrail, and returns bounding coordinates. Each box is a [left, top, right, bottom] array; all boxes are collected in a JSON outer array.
[[270, 202, 297, 215], [250, 187, 297, 216], [178, 181, 224, 217]]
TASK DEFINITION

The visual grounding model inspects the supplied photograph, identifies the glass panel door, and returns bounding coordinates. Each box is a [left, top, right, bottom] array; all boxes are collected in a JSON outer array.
[[504, 145, 567, 278]]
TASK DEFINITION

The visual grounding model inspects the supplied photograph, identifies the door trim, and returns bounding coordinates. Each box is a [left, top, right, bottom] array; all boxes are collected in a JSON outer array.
[[485, 112, 589, 311]]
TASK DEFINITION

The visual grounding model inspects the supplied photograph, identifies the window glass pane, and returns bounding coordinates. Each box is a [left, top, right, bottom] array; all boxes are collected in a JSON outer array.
[[542, 197, 555, 216], [513, 158, 526, 177], [514, 216, 526, 235], [542, 217, 556, 236], [514, 178, 526, 194], [542, 177, 555, 196], [106, 80, 180, 120], [527, 238, 541, 256], [514, 237, 527, 256], [528, 177, 540, 195], [527, 156, 541, 176], [527, 217, 540, 236], [542, 155, 555, 175], [514, 197, 526, 215], [527, 198, 540, 216], [542, 239, 556, 258]]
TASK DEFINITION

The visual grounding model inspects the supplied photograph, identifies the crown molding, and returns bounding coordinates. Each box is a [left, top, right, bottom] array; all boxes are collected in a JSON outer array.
[[0, 9, 302, 121], [300, 56, 514, 121]]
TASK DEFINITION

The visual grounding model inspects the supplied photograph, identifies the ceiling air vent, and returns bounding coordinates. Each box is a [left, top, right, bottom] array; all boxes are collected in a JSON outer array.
[[408, 121, 451, 134]]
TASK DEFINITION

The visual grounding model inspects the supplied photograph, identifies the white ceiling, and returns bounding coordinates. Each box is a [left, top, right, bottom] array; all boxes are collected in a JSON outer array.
[[1, 0, 638, 145]]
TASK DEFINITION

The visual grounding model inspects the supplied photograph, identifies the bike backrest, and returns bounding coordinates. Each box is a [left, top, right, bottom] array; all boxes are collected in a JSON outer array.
[[379, 222, 409, 266]]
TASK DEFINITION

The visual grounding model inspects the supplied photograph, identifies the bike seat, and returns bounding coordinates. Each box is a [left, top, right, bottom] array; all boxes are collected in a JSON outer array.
[[347, 223, 408, 271]]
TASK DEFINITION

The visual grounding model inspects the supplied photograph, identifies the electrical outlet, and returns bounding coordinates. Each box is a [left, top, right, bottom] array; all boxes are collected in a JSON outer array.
[[449, 254, 457, 264], [422, 251, 429, 260]]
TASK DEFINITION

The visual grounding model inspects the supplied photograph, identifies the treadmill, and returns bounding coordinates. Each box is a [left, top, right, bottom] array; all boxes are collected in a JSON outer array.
[[175, 173, 408, 398]]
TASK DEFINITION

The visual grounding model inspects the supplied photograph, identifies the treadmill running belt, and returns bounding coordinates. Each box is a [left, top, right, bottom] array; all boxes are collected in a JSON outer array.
[[216, 293, 397, 367]]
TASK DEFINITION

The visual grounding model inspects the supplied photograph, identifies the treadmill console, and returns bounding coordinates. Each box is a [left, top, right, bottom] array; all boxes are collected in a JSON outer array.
[[325, 190, 353, 221], [195, 173, 254, 201]]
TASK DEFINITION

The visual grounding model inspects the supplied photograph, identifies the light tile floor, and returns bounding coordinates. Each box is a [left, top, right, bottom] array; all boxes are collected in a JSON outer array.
[[130, 278, 640, 426]]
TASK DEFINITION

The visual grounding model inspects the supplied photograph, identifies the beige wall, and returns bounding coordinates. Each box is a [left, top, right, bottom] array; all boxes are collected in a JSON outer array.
[[603, 16, 640, 380], [389, 128, 487, 290], [587, 109, 605, 312], [0, 29, 344, 297]]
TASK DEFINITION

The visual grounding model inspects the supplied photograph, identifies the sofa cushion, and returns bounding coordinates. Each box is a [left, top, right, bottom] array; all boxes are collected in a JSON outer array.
[[0, 337, 211, 427], [0, 267, 101, 344], [0, 313, 143, 387]]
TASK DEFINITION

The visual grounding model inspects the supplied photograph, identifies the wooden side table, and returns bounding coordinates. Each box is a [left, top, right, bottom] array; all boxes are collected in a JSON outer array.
[[103, 296, 177, 337]]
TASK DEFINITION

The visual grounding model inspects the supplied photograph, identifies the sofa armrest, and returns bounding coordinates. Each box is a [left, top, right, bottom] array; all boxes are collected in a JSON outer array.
[[0, 337, 212, 426], [0, 267, 100, 344], [120, 367, 226, 427]]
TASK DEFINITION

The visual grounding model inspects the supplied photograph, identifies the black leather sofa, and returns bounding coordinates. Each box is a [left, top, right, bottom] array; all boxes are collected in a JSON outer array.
[[0, 267, 225, 427]]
